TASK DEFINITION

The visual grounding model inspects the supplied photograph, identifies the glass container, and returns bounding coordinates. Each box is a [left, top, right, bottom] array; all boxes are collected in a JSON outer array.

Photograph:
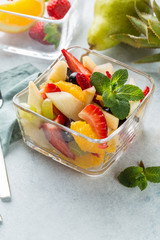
[[13, 46, 155, 176]]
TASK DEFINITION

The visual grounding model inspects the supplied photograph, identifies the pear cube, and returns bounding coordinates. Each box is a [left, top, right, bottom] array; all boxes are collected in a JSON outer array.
[[46, 92, 85, 121], [93, 63, 114, 75], [48, 61, 68, 83], [82, 56, 96, 73], [27, 81, 43, 114]]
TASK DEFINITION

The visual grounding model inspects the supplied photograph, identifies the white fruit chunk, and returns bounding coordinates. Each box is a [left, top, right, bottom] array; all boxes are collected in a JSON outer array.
[[93, 63, 114, 75], [83, 86, 96, 105], [82, 56, 96, 73], [46, 92, 85, 121], [102, 110, 119, 130], [48, 61, 68, 83], [27, 81, 43, 114], [127, 77, 140, 118]]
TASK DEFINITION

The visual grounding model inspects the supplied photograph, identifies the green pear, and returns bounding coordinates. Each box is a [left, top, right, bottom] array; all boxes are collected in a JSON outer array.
[[88, 0, 151, 50]]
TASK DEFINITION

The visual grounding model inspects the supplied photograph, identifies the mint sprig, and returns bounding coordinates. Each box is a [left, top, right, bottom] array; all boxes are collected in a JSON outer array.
[[90, 69, 144, 120], [118, 161, 160, 191]]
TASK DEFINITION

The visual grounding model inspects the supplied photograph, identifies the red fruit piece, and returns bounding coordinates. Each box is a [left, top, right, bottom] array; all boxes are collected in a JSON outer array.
[[106, 71, 112, 80], [47, 0, 71, 19], [42, 123, 75, 159], [54, 114, 67, 125], [79, 104, 108, 139], [29, 22, 50, 45], [76, 72, 91, 90], [140, 86, 150, 102], [61, 49, 92, 77], [40, 83, 61, 99]]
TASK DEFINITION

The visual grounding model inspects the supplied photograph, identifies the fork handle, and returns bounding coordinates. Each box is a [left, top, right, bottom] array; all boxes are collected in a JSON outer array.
[[0, 143, 11, 199]]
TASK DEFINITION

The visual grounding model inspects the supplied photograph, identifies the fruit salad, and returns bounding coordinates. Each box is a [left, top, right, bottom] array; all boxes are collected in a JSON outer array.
[[14, 47, 152, 176]]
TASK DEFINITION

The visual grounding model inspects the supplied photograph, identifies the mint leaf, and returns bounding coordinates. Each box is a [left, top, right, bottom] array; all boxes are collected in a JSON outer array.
[[135, 175, 148, 191], [145, 167, 160, 183], [90, 72, 110, 95], [102, 89, 116, 107], [110, 96, 130, 120], [44, 23, 61, 48], [111, 69, 128, 90], [116, 84, 144, 101], [118, 166, 144, 188]]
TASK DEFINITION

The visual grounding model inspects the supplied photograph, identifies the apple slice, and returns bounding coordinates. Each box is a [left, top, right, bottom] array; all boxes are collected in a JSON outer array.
[[82, 56, 96, 73], [93, 63, 114, 75], [28, 81, 43, 114], [46, 92, 85, 121], [48, 61, 68, 83], [83, 86, 96, 105]]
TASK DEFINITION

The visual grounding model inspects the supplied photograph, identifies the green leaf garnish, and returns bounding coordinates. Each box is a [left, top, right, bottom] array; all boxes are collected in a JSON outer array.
[[90, 72, 110, 95], [145, 167, 160, 183], [116, 84, 144, 101], [111, 69, 128, 90], [90, 69, 144, 120], [118, 161, 160, 191], [110, 96, 130, 120]]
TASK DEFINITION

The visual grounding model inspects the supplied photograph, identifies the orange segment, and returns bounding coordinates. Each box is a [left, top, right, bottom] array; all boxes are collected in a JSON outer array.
[[55, 81, 86, 102], [0, 0, 45, 33], [70, 121, 106, 155]]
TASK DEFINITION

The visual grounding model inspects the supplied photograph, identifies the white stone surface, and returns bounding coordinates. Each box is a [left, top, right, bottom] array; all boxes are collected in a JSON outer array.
[[1, 0, 160, 239]]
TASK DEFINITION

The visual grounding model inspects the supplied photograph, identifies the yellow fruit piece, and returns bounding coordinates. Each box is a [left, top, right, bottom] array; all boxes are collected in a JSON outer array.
[[0, 0, 45, 33], [82, 56, 96, 73], [62, 152, 106, 169], [48, 61, 68, 83], [55, 81, 86, 102], [70, 121, 106, 155], [96, 94, 104, 107]]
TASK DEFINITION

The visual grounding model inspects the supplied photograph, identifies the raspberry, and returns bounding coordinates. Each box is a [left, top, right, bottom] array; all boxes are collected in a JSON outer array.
[[47, 0, 71, 19]]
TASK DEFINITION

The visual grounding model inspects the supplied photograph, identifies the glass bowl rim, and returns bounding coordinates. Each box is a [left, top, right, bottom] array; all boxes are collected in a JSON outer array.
[[13, 45, 155, 144], [0, 0, 78, 24]]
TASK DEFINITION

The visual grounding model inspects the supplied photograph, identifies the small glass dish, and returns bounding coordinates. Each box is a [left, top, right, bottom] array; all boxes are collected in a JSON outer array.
[[13, 46, 155, 176], [0, 0, 79, 60]]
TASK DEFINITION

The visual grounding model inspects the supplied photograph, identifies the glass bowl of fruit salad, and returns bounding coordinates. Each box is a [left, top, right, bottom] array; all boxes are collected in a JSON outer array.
[[13, 46, 155, 176], [0, 0, 79, 60]]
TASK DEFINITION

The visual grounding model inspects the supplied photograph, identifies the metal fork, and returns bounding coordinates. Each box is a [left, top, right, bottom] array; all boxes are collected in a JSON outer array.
[[0, 90, 11, 201]]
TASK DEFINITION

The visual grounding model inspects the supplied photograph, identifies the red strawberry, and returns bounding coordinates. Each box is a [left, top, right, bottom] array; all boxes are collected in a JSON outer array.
[[76, 72, 91, 90], [54, 114, 67, 125], [106, 71, 112, 80], [47, 0, 71, 19], [61, 49, 92, 78], [40, 83, 61, 99], [79, 104, 108, 139], [42, 123, 75, 159], [140, 86, 150, 102], [29, 22, 50, 45]]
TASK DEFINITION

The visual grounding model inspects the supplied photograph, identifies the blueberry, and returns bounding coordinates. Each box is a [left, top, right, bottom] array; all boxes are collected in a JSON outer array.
[[118, 119, 126, 127], [65, 118, 73, 128], [103, 107, 112, 114], [62, 131, 74, 143], [67, 68, 72, 78], [67, 72, 78, 85]]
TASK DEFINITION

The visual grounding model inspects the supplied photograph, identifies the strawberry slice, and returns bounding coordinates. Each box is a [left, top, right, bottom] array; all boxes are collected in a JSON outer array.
[[42, 123, 75, 159], [140, 86, 150, 102], [61, 49, 91, 77], [79, 104, 108, 139], [76, 72, 91, 90], [40, 83, 61, 99], [54, 114, 67, 125], [106, 71, 112, 80]]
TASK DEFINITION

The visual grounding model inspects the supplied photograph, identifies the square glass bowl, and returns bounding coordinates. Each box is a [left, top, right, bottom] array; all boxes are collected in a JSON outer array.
[[13, 46, 155, 176], [0, 0, 79, 60]]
